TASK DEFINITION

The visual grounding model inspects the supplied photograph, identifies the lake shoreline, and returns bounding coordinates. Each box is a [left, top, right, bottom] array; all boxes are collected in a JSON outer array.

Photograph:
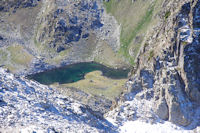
[[27, 61, 130, 85]]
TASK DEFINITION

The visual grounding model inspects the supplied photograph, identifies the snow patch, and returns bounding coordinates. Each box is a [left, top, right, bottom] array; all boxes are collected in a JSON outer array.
[[119, 121, 194, 133]]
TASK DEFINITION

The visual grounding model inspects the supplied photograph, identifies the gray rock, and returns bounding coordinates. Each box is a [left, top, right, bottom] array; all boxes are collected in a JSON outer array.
[[156, 98, 169, 120], [168, 100, 191, 126]]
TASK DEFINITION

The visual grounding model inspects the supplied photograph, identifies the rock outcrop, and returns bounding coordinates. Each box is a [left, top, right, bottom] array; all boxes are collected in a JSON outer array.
[[117, 0, 200, 128], [0, 0, 40, 12], [36, 0, 119, 53]]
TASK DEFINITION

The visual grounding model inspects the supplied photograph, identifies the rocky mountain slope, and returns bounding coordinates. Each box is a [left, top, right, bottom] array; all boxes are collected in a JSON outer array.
[[0, 0, 128, 74], [0, 0, 200, 132], [0, 68, 116, 132], [1, 67, 199, 132], [106, 0, 200, 129]]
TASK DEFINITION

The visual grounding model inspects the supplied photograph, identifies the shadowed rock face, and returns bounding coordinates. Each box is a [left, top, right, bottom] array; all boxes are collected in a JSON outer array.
[[183, 0, 200, 103], [0, 0, 40, 12]]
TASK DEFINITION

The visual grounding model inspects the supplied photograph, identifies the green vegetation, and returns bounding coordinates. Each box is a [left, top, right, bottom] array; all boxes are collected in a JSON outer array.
[[182, 41, 188, 45], [59, 71, 127, 100], [144, 42, 149, 47], [148, 50, 154, 61], [0, 45, 33, 72], [165, 11, 171, 19], [94, 41, 130, 68], [176, 67, 182, 71], [104, 0, 163, 65], [0, 50, 8, 64], [120, 5, 155, 64], [45, 49, 70, 65], [103, 0, 118, 13], [7, 45, 33, 66]]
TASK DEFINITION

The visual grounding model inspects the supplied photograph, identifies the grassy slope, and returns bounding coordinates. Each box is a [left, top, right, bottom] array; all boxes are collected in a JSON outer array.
[[7, 45, 33, 66], [104, 0, 163, 65], [94, 40, 130, 68], [0, 45, 33, 72]]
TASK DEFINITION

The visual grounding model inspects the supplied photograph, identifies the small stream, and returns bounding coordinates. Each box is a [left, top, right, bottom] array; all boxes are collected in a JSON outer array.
[[27, 62, 130, 85]]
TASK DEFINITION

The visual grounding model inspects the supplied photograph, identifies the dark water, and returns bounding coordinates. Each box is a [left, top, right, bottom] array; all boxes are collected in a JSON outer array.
[[27, 62, 130, 85]]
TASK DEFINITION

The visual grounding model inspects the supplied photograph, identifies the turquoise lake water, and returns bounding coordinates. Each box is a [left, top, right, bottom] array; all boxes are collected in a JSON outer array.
[[28, 62, 130, 85]]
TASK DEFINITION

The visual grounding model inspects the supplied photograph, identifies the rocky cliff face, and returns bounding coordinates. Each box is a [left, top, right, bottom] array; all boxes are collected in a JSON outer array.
[[113, 0, 200, 128]]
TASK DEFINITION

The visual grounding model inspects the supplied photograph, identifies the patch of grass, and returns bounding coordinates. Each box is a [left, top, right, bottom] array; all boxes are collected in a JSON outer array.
[[144, 42, 149, 47], [45, 49, 70, 65], [103, 0, 161, 65], [176, 67, 181, 71], [148, 50, 154, 61], [182, 41, 188, 45], [59, 71, 127, 100], [164, 10, 171, 20], [119, 4, 155, 64], [103, 1, 113, 13], [34, 37, 42, 49], [6, 64, 17, 72], [0, 45, 33, 72], [7, 45, 33, 66], [94, 41, 130, 68], [0, 50, 8, 64]]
